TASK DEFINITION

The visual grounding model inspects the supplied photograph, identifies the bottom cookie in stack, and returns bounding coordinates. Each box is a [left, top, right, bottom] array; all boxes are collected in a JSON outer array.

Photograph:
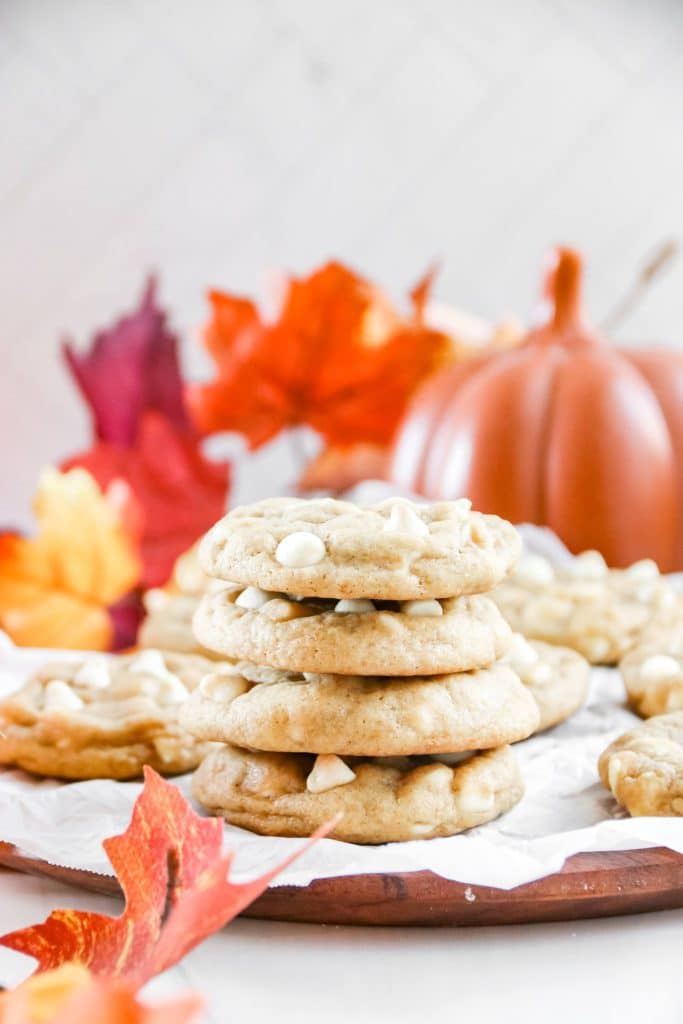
[[182, 663, 540, 843], [193, 745, 523, 844]]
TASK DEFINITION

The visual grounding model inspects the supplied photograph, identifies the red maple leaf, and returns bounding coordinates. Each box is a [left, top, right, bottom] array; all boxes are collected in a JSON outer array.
[[0, 768, 330, 985], [63, 413, 229, 588], [63, 278, 189, 446], [189, 261, 455, 450], [61, 279, 230, 587]]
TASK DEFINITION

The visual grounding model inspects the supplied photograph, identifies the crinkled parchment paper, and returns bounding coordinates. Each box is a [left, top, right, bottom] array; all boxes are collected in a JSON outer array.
[[1, 519, 682, 890]]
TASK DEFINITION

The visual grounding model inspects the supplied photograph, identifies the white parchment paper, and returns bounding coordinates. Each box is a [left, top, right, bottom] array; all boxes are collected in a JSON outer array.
[[2, 642, 683, 891], [1, 516, 683, 892]]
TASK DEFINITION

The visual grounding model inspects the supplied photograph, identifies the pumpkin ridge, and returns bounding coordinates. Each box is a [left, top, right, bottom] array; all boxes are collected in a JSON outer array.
[[534, 347, 568, 528]]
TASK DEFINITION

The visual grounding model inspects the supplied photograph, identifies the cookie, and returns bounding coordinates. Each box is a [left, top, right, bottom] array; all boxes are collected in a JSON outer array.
[[491, 551, 677, 664], [170, 541, 211, 595], [193, 586, 512, 676], [503, 634, 590, 732], [598, 712, 683, 817], [192, 743, 524, 843], [0, 649, 225, 780], [199, 496, 521, 600], [180, 662, 539, 755], [620, 635, 683, 718], [139, 592, 225, 659]]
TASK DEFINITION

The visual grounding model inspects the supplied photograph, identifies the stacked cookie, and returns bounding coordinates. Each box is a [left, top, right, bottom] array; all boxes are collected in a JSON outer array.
[[182, 497, 544, 844]]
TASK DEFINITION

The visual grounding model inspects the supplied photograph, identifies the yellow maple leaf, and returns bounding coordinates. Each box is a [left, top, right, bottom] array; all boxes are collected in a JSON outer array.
[[0, 468, 141, 650]]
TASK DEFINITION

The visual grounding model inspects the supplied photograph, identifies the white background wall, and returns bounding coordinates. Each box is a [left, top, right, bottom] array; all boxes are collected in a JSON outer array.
[[2, 0, 683, 525]]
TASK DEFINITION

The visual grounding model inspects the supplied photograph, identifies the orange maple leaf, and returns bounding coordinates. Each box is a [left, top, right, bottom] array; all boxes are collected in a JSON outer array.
[[0, 768, 331, 986], [0, 468, 141, 650], [0, 964, 203, 1024], [188, 261, 456, 450]]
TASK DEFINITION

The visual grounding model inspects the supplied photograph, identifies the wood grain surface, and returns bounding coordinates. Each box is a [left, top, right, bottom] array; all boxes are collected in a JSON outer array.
[[1, 842, 682, 927]]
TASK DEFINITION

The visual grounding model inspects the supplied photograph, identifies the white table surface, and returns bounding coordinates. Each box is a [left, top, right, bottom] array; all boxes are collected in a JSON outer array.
[[1, 867, 681, 1024]]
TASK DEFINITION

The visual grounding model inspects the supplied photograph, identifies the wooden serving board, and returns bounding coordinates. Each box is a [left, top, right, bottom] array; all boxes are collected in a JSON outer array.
[[1, 842, 683, 926]]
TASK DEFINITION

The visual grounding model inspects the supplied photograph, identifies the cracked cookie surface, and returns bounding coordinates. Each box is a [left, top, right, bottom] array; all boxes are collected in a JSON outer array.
[[180, 662, 539, 755], [199, 496, 521, 600], [192, 743, 524, 843], [193, 586, 512, 675]]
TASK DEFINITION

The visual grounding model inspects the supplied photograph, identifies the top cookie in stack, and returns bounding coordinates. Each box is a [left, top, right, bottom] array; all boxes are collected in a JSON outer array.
[[194, 496, 518, 676], [185, 496, 542, 844]]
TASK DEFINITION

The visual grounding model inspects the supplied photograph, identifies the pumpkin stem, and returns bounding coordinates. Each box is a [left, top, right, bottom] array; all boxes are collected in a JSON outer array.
[[546, 247, 584, 333]]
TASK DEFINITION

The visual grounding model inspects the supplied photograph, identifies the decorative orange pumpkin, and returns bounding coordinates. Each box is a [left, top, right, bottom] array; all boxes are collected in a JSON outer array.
[[389, 247, 683, 569]]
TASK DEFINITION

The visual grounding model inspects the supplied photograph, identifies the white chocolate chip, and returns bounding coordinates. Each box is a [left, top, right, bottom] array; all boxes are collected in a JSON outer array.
[[143, 588, 171, 613], [458, 784, 495, 816], [275, 531, 326, 567], [73, 658, 110, 690], [409, 824, 434, 836], [129, 650, 177, 681], [626, 559, 660, 581], [504, 633, 539, 671], [515, 554, 555, 587], [199, 673, 249, 702], [607, 755, 625, 793], [665, 688, 683, 711], [636, 583, 658, 603], [152, 736, 180, 764], [463, 517, 488, 546], [43, 680, 84, 712], [235, 586, 278, 610], [160, 677, 189, 705], [306, 754, 356, 793], [529, 662, 553, 686], [334, 599, 376, 613], [382, 501, 429, 537], [569, 550, 608, 580], [128, 650, 188, 704], [581, 635, 611, 662], [400, 599, 443, 617], [639, 654, 681, 681], [141, 675, 189, 705]]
